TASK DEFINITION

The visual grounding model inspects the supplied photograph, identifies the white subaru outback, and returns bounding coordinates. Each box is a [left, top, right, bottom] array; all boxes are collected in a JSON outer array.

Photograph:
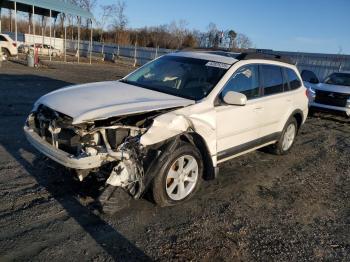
[[24, 51, 308, 212]]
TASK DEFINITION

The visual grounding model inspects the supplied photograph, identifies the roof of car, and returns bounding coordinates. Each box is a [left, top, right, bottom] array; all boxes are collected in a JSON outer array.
[[168, 51, 238, 64], [0, 33, 11, 39], [168, 50, 294, 66]]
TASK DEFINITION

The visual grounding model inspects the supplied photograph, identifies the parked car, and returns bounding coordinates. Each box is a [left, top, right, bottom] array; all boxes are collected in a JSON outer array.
[[18, 44, 31, 54], [24, 51, 308, 213], [0, 33, 18, 57], [30, 43, 62, 57], [302, 70, 350, 116]]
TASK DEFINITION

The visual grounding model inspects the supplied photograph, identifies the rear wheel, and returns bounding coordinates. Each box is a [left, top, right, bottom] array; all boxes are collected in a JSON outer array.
[[153, 142, 203, 206], [1, 48, 10, 58], [269, 117, 298, 155]]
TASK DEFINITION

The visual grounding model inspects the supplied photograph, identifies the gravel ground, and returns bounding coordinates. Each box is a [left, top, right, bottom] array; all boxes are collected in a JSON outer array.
[[0, 61, 349, 261]]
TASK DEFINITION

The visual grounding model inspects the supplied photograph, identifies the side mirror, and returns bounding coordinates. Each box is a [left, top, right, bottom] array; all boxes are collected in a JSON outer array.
[[301, 70, 319, 84], [222, 91, 247, 106]]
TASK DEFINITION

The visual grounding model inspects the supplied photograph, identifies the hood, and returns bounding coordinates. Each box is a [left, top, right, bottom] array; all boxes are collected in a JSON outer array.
[[34, 81, 194, 124], [314, 83, 350, 94]]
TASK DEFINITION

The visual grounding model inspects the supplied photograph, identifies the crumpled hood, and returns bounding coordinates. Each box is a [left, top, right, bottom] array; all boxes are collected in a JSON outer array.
[[34, 81, 194, 124], [314, 83, 350, 94]]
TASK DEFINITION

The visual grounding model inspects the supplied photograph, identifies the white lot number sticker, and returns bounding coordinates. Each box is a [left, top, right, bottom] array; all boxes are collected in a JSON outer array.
[[206, 61, 231, 69]]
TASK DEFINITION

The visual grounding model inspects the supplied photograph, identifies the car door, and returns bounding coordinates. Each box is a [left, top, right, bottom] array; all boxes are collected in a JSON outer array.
[[216, 64, 264, 162], [258, 64, 291, 138]]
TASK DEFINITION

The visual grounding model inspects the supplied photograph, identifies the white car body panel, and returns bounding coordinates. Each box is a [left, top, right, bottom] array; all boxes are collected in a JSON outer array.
[[141, 100, 217, 163], [215, 100, 260, 153], [0, 34, 18, 56], [209, 59, 307, 162], [34, 81, 195, 124]]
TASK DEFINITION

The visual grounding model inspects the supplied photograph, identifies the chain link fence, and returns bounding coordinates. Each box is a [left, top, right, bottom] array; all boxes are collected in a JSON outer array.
[[66, 39, 173, 65]]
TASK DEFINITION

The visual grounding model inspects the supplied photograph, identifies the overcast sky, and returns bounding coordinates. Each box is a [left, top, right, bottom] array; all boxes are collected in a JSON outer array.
[[98, 0, 350, 54]]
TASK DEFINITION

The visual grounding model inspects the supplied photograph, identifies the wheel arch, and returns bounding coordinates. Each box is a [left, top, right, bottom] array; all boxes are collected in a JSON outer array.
[[1, 47, 10, 55], [179, 132, 216, 180], [144, 131, 216, 193], [291, 109, 304, 131]]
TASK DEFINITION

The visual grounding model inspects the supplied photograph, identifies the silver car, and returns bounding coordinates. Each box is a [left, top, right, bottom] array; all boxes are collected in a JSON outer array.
[[303, 70, 350, 116]]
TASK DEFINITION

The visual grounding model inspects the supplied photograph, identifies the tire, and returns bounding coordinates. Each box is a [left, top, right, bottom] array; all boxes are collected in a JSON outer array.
[[1, 48, 10, 58], [152, 142, 203, 207], [96, 185, 132, 215], [269, 117, 298, 155]]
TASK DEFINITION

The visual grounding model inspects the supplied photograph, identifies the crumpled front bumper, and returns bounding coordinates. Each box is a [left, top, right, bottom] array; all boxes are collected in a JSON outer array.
[[24, 125, 108, 169]]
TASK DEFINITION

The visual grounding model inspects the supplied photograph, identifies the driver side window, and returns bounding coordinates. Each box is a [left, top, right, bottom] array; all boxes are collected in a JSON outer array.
[[223, 65, 260, 99]]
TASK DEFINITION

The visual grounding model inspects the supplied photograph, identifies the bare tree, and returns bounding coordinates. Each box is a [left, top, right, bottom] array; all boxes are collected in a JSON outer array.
[[235, 33, 252, 49], [228, 30, 237, 49], [207, 22, 218, 48], [9, 9, 12, 32], [78, 0, 96, 11], [112, 0, 128, 44], [182, 33, 197, 48], [98, 4, 115, 42], [169, 20, 188, 48], [76, 0, 96, 38], [192, 29, 206, 48]]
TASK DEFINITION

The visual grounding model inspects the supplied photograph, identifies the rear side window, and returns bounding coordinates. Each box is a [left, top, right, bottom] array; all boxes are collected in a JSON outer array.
[[286, 68, 302, 90], [261, 65, 284, 95], [0, 35, 7, 41], [222, 65, 260, 99]]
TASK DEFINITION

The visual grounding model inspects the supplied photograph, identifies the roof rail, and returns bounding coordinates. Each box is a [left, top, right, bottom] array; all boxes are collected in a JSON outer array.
[[236, 52, 294, 65]]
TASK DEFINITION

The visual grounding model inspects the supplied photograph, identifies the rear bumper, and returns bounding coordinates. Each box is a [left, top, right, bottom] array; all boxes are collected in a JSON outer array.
[[309, 101, 350, 116], [24, 125, 108, 170]]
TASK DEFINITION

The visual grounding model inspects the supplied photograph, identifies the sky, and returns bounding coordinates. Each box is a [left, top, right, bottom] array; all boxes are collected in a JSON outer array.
[[97, 0, 350, 54]]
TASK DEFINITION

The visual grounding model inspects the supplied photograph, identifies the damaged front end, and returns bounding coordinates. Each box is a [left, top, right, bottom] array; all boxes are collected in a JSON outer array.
[[24, 105, 172, 199]]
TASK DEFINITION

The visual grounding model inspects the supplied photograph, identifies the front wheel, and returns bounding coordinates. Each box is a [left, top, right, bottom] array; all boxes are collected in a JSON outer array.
[[269, 117, 298, 155], [152, 142, 203, 206]]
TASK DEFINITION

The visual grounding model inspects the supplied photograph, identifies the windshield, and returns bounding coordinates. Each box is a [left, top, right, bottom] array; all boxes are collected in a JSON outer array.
[[324, 73, 350, 87], [122, 55, 230, 100]]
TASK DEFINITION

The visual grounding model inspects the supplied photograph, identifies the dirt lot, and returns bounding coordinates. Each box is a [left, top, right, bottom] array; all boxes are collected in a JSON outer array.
[[0, 60, 349, 261]]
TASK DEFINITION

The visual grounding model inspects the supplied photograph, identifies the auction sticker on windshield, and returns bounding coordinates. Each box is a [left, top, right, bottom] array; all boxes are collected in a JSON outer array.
[[205, 61, 231, 69]]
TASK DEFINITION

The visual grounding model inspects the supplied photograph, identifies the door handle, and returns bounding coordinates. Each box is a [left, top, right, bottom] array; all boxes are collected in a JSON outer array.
[[254, 106, 263, 110]]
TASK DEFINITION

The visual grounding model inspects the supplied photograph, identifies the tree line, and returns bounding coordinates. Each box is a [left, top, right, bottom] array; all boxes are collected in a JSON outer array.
[[1, 0, 253, 50]]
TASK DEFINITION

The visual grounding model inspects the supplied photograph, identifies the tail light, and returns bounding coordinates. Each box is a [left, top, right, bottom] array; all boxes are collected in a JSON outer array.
[[12, 43, 17, 47]]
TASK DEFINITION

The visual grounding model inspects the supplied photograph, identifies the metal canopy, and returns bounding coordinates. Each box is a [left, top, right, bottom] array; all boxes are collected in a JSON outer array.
[[0, 0, 93, 19]]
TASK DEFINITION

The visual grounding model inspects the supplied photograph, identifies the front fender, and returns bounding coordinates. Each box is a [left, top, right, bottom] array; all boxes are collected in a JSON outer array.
[[140, 113, 192, 146], [140, 111, 217, 163]]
